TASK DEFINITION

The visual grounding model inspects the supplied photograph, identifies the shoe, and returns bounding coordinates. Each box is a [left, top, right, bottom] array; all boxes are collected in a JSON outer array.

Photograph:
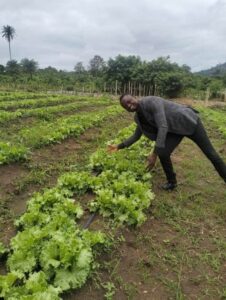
[[161, 182, 177, 191]]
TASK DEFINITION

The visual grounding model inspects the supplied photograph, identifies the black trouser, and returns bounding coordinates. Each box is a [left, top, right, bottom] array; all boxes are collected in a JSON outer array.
[[157, 118, 226, 184]]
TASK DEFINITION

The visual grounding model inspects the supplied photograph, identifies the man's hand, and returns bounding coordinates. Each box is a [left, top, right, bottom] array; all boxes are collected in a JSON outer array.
[[107, 144, 118, 153], [146, 153, 157, 171]]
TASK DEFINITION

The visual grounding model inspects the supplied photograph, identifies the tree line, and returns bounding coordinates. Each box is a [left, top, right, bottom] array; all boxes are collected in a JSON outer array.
[[1, 25, 226, 99]]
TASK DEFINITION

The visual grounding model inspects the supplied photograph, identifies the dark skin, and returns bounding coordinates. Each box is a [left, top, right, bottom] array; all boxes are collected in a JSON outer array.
[[107, 95, 157, 171]]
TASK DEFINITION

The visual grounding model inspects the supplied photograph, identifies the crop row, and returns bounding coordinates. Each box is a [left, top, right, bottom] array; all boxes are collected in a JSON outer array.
[[0, 95, 110, 111], [0, 96, 77, 111], [0, 125, 154, 299], [0, 92, 50, 102], [0, 106, 122, 165], [0, 98, 112, 124], [60, 125, 155, 225]]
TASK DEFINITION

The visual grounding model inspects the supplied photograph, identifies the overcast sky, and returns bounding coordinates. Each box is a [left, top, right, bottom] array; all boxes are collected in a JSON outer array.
[[0, 0, 226, 71]]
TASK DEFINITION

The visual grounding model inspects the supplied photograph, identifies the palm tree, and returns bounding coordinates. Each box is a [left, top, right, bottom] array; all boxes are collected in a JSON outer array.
[[2, 25, 16, 60]]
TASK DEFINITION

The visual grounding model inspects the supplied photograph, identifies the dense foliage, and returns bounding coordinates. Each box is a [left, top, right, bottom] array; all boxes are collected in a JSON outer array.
[[0, 188, 106, 299], [1, 55, 226, 99], [59, 125, 155, 225]]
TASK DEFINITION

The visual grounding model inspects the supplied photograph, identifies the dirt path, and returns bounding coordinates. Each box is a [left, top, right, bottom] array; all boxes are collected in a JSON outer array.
[[64, 117, 226, 300]]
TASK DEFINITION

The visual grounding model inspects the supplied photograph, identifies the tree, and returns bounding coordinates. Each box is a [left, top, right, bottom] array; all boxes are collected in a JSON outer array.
[[2, 25, 16, 60], [21, 58, 38, 79], [5, 60, 20, 78], [0, 65, 5, 74], [106, 55, 141, 84], [74, 62, 88, 84], [157, 72, 184, 98], [89, 55, 105, 77], [38, 67, 60, 86], [181, 64, 191, 73], [209, 79, 224, 99], [74, 62, 85, 74]]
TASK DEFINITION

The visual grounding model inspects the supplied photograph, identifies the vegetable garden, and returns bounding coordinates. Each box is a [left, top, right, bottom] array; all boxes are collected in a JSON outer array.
[[0, 92, 226, 300]]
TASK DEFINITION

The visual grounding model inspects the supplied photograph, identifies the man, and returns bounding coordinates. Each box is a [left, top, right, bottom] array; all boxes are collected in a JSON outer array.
[[108, 94, 226, 190]]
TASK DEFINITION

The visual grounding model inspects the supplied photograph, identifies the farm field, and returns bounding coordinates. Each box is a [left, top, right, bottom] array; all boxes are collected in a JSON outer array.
[[0, 93, 226, 300]]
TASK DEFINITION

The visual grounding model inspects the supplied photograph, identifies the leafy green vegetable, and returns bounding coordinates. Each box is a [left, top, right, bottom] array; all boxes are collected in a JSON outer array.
[[1, 123, 155, 299], [3, 184, 106, 299], [0, 105, 122, 165], [0, 142, 28, 165]]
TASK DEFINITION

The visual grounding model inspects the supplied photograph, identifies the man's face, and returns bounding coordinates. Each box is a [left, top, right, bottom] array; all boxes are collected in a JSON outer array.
[[121, 96, 138, 112]]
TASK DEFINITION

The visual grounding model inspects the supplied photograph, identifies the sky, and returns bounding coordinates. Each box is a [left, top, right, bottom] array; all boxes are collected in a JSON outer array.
[[0, 0, 226, 72]]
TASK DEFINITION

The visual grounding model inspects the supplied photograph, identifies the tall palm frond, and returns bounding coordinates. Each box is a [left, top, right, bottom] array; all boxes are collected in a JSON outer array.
[[2, 25, 16, 60]]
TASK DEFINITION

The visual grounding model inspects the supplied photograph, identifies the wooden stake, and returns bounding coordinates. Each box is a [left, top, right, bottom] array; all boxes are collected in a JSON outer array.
[[205, 87, 210, 106], [139, 83, 141, 97]]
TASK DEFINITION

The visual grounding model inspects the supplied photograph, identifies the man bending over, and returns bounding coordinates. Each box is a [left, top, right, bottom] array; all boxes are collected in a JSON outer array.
[[108, 94, 226, 190]]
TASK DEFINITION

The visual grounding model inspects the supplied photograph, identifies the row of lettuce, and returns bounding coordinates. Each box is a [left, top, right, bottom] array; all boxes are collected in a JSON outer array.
[[0, 125, 155, 299], [0, 92, 52, 102], [0, 95, 84, 110], [0, 97, 112, 124], [0, 95, 114, 111], [0, 106, 121, 165]]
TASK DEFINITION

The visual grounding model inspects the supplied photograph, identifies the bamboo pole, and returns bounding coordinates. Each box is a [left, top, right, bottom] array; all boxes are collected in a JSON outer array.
[[149, 86, 152, 95], [139, 83, 141, 97], [205, 87, 210, 106], [115, 80, 118, 95]]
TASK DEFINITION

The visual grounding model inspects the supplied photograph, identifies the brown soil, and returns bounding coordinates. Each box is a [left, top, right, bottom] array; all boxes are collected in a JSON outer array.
[[30, 122, 105, 167], [0, 164, 27, 194]]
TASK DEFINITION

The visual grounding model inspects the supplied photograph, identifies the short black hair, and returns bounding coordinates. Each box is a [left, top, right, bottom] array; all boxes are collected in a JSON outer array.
[[119, 93, 130, 103]]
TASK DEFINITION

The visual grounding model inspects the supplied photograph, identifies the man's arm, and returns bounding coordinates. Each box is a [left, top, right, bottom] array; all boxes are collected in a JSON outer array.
[[107, 126, 142, 153], [117, 125, 142, 149]]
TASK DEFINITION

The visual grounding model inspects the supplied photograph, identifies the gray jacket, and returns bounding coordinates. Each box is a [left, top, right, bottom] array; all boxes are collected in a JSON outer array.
[[120, 96, 199, 152]]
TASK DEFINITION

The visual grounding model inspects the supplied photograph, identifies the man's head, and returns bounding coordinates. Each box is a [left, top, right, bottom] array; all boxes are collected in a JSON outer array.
[[119, 94, 139, 112]]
